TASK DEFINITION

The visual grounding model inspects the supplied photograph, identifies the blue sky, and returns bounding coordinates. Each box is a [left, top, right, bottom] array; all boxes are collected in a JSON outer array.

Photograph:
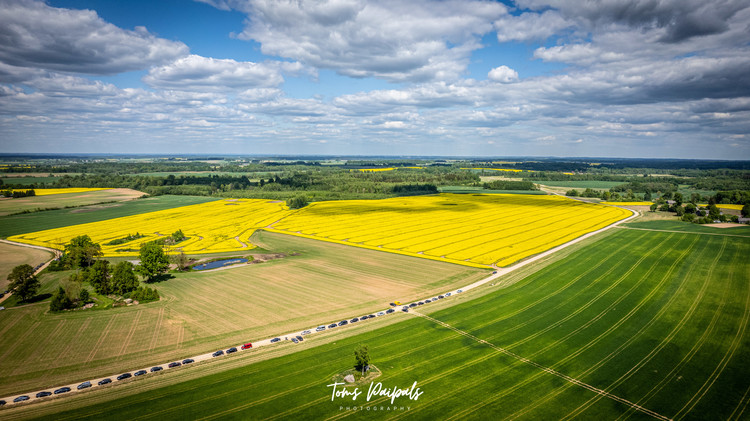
[[1, 0, 749, 158]]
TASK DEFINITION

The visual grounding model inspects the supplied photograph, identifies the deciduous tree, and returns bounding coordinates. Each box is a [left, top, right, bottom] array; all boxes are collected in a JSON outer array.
[[7, 264, 40, 302]]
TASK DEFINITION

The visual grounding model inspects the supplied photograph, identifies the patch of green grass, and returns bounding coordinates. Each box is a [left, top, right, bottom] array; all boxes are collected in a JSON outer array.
[[0, 177, 57, 185], [537, 180, 627, 189], [13, 229, 749, 420], [0, 195, 218, 237], [438, 186, 546, 195], [623, 220, 750, 236]]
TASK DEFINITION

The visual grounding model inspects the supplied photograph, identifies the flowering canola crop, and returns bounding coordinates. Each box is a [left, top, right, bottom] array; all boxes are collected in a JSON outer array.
[[268, 193, 631, 267], [10, 193, 630, 266], [9, 199, 290, 256]]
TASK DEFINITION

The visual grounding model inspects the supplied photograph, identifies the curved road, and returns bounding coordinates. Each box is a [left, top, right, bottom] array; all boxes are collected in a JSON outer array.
[[0, 207, 637, 408]]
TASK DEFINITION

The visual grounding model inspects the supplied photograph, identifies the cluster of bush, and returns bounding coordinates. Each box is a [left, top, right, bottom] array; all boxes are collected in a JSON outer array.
[[1, 189, 35, 198], [47, 235, 165, 312]]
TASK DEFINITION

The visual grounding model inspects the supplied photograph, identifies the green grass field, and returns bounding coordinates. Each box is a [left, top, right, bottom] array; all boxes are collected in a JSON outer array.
[[623, 220, 750, 236], [0, 195, 218, 237], [4, 227, 747, 420], [537, 181, 627, 190], [437, 186, 546, 195], [0, 231, 487, 398], [0, 177, 57, 185]]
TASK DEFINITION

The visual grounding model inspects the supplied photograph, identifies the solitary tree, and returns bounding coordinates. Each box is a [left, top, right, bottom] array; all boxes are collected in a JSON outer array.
[[137, 242, 170, 282], [7, 264, 40, 302], [112, 261, 139, 294], [287, 195, 309, 209], [170, 251, 190, 271], [354, 345, 370, 376]]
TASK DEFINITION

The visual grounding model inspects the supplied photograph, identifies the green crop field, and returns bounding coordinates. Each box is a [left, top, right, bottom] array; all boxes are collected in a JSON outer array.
[[537, 181, 627, 190], [0, 177, 57, 185], [623, 220, 750, 236], [0, 195, 218, 238], [438, 186, 546, 195], [4, 227, 747, 420], [0, 231, 487, 398]]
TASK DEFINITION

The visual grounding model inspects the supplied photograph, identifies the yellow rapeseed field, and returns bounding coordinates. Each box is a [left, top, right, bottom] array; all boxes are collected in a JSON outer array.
[[9, 193, 631, 266], [9, 199, 291, 256], [268, 193, 631, 267], [10, 188, 110, 196]]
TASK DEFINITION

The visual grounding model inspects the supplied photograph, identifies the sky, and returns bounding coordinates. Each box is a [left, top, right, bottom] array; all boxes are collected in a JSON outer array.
[[0, 0, 749, 159]]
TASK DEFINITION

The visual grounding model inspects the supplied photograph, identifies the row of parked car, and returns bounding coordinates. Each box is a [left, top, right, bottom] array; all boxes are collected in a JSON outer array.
[[3, 357, 202, 404], [395, 290, 462, 312]]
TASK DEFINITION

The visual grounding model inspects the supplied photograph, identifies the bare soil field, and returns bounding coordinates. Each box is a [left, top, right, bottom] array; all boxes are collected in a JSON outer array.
[[0, 189, 144, 217]]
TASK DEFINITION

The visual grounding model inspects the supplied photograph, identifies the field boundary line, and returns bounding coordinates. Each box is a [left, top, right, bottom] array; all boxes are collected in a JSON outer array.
[[411, 311, 672, 421], [617, 226, 750, 238]]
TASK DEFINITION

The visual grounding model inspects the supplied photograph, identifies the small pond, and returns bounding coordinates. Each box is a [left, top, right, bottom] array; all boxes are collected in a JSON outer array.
[[192, 258, 248, 271]]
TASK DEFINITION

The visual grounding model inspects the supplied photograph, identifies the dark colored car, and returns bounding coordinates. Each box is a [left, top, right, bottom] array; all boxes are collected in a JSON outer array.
[[359, 315, 368, 320], [438, 295, 444, 299], [0, 399, 6, 405], [241, 343, 253, 350], [183, 358, 194, 364], [425, 299, 431, 303], [98, 378, 112, 385], [133, 370, 147, 377], [402, 307, 409, 312], [328, 323, 337, 328], [13, 396, 29, 403], [338, 320, 348, 326], [212, 350, 224, 357], [492, 271, 497, 274], [409, 303, 417, 308], [168, 361, 182, 368], [350, 317, 359, 323], [296, 335, 304, 341], [316, 326, 325, 332], [270, 337, 281, 343], [386, 308, 394, 314], [0, 293, 4, 299], [226, 347, 237, 354], [77, 381, 92, 390], [150, 366, 163, 372], [368, 314, 375, 318], [457, 289, 463, 293], [291, 338, 299, 344], [445, 292, 452, 297], [417, 302, 424, 306], [389, 302, 396, 306], [36, 391, 52, 398], [54, 387, 71, 394]]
